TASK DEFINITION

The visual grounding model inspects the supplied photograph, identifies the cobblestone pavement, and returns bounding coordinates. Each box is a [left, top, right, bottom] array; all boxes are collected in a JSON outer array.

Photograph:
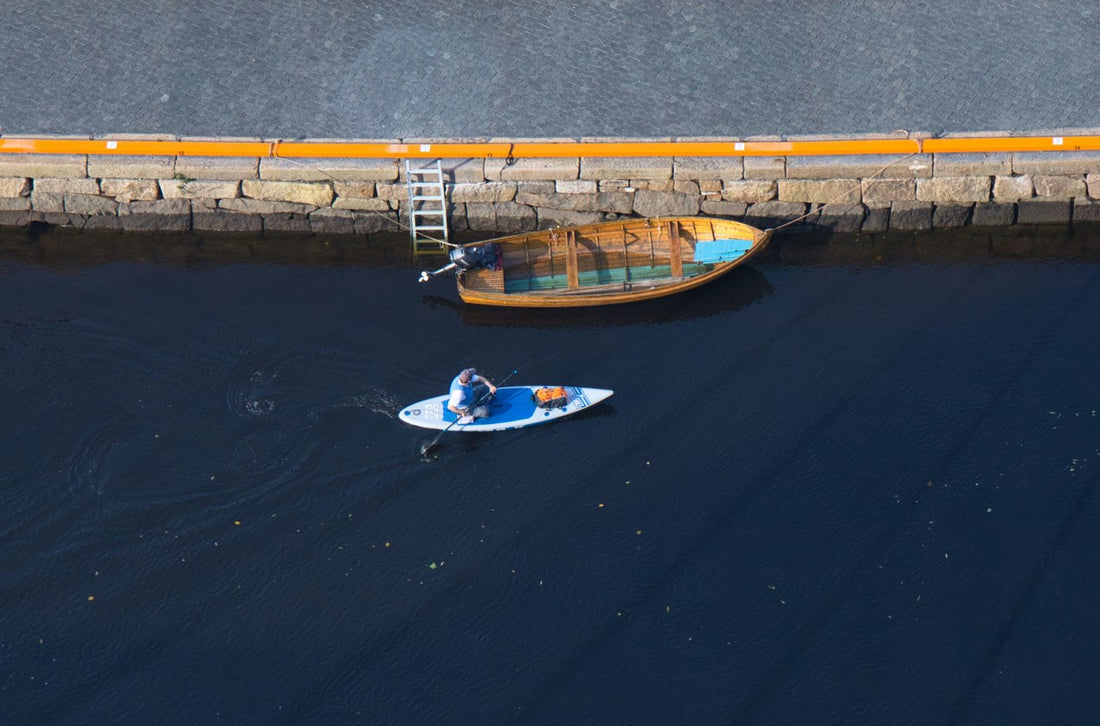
[[2, 1, 1096, 139]]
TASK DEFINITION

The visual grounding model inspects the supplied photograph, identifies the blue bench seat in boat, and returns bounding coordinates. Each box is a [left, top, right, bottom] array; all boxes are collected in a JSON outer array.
[[692, 238, 754, 264]]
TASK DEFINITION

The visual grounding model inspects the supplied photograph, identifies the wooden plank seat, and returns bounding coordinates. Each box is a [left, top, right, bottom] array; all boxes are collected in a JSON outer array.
[[668, 220, 683, 278], [462, 267, 505, 292], [566, 230, 580, 289]]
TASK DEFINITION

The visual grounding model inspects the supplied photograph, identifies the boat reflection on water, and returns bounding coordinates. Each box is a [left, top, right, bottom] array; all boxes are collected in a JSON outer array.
[[421, 264, 774, 329]]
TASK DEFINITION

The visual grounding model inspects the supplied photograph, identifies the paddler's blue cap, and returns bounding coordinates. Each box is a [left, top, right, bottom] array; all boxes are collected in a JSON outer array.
[[460, 368, 476, 382]]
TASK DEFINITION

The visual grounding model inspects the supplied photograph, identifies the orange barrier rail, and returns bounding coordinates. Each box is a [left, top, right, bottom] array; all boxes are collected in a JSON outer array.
[[0, 135, 1098, 158], [921, 136, 1099, 153]]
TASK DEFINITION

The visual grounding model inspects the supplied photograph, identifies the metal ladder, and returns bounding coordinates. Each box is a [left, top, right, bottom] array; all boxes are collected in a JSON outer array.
[[404, 159, 449, 256]]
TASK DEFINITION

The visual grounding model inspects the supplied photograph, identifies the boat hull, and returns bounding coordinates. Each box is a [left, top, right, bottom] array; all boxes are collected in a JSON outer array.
[[454, 216, 770, 308]]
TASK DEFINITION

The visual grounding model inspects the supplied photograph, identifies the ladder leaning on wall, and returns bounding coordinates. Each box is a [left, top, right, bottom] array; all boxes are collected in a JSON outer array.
[[404, 159, 449, 256]]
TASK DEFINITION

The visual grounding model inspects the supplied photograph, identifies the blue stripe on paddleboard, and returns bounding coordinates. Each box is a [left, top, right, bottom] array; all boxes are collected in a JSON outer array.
[[442, 387, 538, 424], [693, 238, 753, 264]]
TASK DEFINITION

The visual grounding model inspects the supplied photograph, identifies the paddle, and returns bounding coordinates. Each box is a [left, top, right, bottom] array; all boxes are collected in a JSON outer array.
[[419, 369, 518, 456]]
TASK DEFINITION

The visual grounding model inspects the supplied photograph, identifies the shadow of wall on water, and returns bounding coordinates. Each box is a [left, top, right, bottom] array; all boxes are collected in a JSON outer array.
[[770, 223, 1100, 266], [420, 264, 775, 329], [4, 222, 1096, 280]]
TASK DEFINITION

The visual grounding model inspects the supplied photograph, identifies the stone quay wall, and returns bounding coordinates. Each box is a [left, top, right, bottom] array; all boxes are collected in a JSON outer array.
[[1, 138, 1099, 236]]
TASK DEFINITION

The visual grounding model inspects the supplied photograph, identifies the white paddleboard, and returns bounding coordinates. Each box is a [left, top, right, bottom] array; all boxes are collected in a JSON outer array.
[[400, 385, 613, 432]]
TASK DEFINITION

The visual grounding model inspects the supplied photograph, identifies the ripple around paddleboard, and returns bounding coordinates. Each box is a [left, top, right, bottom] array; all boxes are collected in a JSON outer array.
[[8, 236, 1100, 724], [65, 416, 159, 498]]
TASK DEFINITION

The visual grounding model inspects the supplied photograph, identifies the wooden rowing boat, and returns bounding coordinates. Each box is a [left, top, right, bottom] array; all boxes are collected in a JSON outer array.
[[418, 216, 772, 308]]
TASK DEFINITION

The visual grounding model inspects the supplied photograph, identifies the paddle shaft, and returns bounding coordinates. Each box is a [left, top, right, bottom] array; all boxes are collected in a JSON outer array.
[[420, 369, 518, 454]]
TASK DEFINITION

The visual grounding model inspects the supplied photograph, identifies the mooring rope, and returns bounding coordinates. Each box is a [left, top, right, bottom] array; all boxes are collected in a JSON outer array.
[[770, 150, 921, 233], [272, 145, 925, 246]]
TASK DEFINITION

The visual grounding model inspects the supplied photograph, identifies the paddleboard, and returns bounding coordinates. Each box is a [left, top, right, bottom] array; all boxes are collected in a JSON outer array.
[[400, 385, 613, 432]]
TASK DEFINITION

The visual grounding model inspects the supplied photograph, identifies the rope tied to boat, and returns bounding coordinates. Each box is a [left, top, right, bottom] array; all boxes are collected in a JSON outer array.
[[770, 150, 921, 233]]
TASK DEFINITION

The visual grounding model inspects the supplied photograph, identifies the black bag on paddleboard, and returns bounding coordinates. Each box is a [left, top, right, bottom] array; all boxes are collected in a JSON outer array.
[[533, 386, 568, 409]]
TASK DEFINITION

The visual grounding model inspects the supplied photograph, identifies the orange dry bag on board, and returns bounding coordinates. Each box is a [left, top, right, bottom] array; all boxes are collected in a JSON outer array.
[[533, 386, 568, 409]]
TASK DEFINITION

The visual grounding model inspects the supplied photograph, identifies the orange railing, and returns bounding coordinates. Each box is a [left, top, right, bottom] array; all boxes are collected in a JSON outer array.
[[0, 135, 1098, 158]]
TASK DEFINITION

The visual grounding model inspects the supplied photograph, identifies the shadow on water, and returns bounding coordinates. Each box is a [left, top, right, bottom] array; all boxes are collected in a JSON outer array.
[[770, 223, 1100, 265], [417, 402, 618, 460], [3, 222, 1098, 272], [0, 227, 417, 270], [420, 265, 775, 328]]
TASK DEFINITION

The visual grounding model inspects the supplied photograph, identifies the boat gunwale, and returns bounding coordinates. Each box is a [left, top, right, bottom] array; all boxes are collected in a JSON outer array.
[[455, 216, 771, 308]]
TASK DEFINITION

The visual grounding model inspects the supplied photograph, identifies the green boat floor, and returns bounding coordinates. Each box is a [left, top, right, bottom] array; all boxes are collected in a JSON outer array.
[[505, 263, 713, 292]]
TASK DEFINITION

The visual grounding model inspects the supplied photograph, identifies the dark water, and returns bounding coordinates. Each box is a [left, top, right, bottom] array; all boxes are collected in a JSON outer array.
[[3, 227, 1100, 725]]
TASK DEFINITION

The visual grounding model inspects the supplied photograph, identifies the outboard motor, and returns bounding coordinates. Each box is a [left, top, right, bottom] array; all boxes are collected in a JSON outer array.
[[419, 243, 501, 283], [449, 243, 498, 270]]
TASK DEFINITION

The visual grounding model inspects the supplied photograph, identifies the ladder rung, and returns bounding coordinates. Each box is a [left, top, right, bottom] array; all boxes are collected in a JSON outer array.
[[405, 160, 448, 255]]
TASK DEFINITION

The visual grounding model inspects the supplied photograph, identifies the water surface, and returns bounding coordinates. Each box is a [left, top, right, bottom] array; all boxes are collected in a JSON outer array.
[[2, 226, 1099, 724]]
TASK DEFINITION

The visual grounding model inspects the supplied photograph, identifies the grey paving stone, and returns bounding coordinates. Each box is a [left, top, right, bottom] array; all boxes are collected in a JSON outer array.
[[262, 214, 313, 233], [0, 210, 33, 227], [1073, 200, 1100, 223], [119, 212, 191, 232], [890, 202, 933, 231], [6, 2, 1092, 139], [745, 201, 807, 229], [972, 203, 1017, 227], [193, 211, 263, 233], [861, 207, 891, 233], [933, 204, 973, 228], [1017, 200, 1072, 224], [83, 215, 123, 231], [813, 204, 865, 233]]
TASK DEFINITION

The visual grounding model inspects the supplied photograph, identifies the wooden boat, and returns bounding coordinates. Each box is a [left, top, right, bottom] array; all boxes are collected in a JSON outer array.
[[418, 216, 772, 308]]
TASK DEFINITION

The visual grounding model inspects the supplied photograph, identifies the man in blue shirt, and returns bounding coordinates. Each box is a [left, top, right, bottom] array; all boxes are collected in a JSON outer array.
[[447, 368, 498, 424]]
